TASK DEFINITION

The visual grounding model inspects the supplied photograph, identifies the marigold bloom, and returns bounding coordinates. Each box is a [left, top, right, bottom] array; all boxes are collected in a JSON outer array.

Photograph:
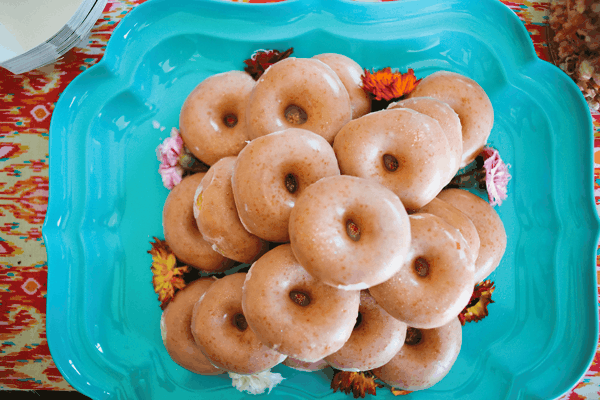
[[148, 237, 189, 309], [331, 370, 383, 399], [361, 67, 421, 101], [459, 280, 495, 325]]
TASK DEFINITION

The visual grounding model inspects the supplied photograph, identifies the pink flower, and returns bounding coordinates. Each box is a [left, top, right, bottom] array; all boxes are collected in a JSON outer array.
[[159, 164, 183, 190], [156, 128, 185, 189], [482, 147, 511, 206], [157, 128, 184, 166]]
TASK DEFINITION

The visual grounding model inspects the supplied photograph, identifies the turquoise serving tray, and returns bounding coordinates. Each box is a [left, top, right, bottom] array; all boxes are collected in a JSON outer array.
[[43, 0, 599, 398]]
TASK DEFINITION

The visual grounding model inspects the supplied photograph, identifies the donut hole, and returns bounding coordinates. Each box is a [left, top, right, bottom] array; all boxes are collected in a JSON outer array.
[[353, 312, 363, 330], [285, 173, 299, 194], [345, 219, 361, 242], [405, 327, 423, 346], [341, 211, 373, 245], [223, 113, 238, 128], [414, 257, 430, 277], [382, 154, 399, 172], [233, 313, 248, 332], [289, 290, 311, 307], [284, 105, 308, 125]]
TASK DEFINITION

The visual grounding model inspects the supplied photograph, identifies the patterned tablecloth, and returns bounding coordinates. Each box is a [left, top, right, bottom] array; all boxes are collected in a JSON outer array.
[[0, 0, 599, 398]]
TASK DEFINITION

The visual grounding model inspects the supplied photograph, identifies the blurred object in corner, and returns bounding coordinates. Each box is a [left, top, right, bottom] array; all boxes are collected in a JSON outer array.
[[548, 0, 600, 111], [0, 0, 107, 74]]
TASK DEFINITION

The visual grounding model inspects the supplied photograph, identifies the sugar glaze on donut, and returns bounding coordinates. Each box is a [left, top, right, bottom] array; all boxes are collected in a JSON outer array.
[[289, 175, 411, 289], [246, 57, 352, 143], [372, 318, 462, 391], [333, 108, 451, 211], [325, 291, 407, 372], [388, 96, 462, 183], [369, 213, 474, 329], [193, 157, 266, 264], [283, 357, 329, 372], [163, 173, 232, 273], [312, 53, 371, 119], [437, 188, 507, 283], [179, 71, 255, 166], [232, 128, 340, 242], [409, 71, 494, 167], [419, 197, 480, 267], [242, 244, 360, 362], [191, 273, 286, 375], [162, 278, 223, 375]]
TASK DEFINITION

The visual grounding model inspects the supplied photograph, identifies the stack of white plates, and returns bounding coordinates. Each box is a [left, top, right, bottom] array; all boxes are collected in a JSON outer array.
[[0, 0, 108, 74]]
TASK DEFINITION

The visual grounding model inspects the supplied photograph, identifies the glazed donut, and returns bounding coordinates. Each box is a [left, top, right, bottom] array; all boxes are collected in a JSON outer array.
[[372, 319, 462, 391], [437, 188, 507, 283], [369, 213, 474, 329], [179, 71, 255, 166], [246, 57, 352, 143], [163, 173, 232, 273], [242, 244, 360, 362], [288, 175, 411, 289], [325, 291, 407, 372], [312, 53, 371, 119], [408, 71, 494, 167], [419, 197, 480, 267], [283, 357, 329, 372], [388, 97, 462, 182], [191, 273, 286, 374], [193, 157, 267, 264], [161, 278, 223, 375], [232, 128, 340, 242], [333, 108, 451, 211]]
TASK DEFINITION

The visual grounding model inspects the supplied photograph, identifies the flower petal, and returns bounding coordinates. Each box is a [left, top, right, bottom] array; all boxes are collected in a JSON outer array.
[[148, 238, 189, 309], [229, 370, 285, 395], [482, 147, 512, 206], [459, 280, 495, 325], [361, 68, 421, 101]]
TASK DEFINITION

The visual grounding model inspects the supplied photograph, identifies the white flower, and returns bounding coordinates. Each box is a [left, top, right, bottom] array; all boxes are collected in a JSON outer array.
[[579, 59, 594, 81], [228, 370, 285, 395]]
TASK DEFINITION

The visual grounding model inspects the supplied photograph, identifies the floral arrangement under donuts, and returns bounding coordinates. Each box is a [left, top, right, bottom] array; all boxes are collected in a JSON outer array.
[[148, 47, 512, 397]]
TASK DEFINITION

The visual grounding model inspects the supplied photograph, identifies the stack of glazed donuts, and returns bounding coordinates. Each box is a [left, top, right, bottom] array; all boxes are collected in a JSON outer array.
[[159, 53, 507, 393]]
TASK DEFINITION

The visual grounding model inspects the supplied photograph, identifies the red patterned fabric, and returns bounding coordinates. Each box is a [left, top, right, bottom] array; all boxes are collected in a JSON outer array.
[[0, 0, 147, 391], [0, 0, 598, 397]]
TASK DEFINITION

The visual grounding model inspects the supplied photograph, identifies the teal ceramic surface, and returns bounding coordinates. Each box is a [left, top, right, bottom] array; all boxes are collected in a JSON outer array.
[[43, 0, 599, 398]]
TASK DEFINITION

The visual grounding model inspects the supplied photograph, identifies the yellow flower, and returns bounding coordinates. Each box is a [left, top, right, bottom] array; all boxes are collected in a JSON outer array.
[[391, 388, 413, 396], [459, 280, 495, 325], [148, 237, 189, 309]]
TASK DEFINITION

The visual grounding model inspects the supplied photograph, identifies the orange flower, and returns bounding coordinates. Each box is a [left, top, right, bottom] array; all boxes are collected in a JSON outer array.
[[148, 237, 189, 309], [331, 370, 383, 398], [391, 388, 413, 396], [459, 280, 495, 325], [361, 67, 421, 101]]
